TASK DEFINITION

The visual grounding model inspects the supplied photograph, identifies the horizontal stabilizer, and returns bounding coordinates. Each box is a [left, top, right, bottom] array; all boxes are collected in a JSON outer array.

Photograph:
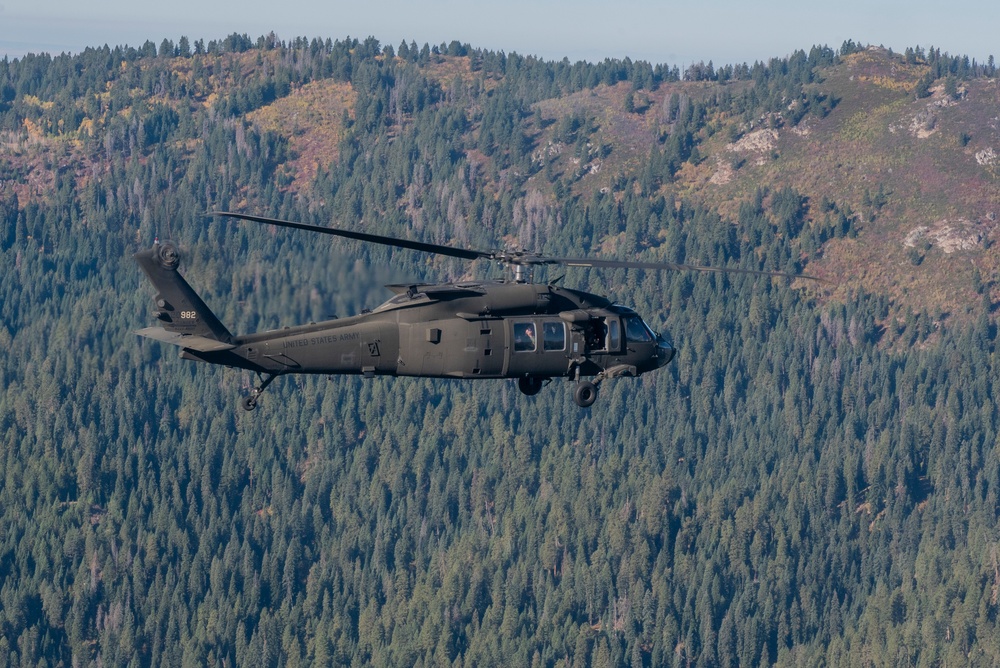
[[136, 327, 237, 352]]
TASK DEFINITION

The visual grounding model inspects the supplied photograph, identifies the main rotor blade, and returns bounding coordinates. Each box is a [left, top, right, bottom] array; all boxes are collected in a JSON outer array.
[[544, 256, 829, 282], [211, 211, 829, 283], [210, 212, 492, 262]]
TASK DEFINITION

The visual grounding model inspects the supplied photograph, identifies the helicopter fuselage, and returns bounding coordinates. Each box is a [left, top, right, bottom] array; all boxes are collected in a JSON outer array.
[[135, 241, 674, 409], [182, 281, 675, 383]]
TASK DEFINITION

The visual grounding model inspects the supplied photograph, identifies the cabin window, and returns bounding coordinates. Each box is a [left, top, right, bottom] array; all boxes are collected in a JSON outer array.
[[513, 322, 537, 352], [624, 315, 654, 342], [542, 322, 566, 351]]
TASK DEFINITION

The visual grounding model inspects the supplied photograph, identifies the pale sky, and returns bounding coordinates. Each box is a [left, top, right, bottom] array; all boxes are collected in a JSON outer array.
[[1, 1, 997, 68]]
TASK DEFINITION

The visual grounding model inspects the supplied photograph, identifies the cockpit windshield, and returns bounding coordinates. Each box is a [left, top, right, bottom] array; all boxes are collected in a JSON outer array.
[[623, 315, 655, 342]]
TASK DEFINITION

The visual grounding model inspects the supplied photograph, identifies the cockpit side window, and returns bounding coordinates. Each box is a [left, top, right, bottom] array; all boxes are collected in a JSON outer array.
[[608, 319, 621, 352], [624, 315, 654, 342]]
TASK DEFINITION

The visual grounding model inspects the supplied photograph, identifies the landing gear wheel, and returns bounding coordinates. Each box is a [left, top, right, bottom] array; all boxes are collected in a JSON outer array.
[[573, 381, 598, 408], [518, 376, 544, 396], [239, 372, 278, 413]]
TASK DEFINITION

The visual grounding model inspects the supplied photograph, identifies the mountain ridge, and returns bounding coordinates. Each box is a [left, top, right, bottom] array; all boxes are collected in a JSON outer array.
[[4, 41, 997, 326]]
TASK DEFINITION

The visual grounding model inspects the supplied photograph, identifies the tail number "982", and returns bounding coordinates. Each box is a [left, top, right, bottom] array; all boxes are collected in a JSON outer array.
[[180, 311, 198, 319]]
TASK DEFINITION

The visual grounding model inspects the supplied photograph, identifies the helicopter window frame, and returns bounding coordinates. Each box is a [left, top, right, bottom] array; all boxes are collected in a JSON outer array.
[[513, 322, 537, 353], [542, 321, 566, 352]]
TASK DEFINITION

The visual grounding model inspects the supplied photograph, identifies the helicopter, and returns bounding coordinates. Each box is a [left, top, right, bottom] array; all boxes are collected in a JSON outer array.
[[135, 212, 822, 411]]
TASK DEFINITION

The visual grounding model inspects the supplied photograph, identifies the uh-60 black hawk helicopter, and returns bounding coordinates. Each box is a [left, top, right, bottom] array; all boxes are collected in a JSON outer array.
[[135, 212, 822, 411]]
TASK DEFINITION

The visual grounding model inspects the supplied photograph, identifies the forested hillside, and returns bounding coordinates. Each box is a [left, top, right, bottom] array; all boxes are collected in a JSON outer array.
[[1, 34, 999, 666]]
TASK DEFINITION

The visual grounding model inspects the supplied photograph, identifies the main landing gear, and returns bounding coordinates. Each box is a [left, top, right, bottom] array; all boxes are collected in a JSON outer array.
[[517, 374, 598, 407], [573, 380, 598, 408], [242, 373, 279, 411]]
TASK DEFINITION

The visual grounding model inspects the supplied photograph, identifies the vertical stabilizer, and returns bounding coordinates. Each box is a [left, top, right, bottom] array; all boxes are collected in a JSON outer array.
[[134, 241, 233, 343]]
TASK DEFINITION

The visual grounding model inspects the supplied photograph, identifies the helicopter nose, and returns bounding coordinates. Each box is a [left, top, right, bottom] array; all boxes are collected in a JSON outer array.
[[656, 336, 676, 367]]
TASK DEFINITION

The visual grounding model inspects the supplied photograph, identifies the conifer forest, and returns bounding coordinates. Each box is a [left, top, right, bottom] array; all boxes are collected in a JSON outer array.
[[1, 35, 999, 665]]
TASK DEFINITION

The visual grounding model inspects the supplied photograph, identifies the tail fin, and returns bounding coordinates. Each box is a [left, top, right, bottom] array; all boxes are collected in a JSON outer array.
[[135, 241, 235, 352]]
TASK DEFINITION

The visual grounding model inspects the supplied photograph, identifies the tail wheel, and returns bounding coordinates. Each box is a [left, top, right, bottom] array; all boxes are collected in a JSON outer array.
[[573, 381, 598, 408], [239, 373, 278, 413], [518, 376, 545, 396]]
